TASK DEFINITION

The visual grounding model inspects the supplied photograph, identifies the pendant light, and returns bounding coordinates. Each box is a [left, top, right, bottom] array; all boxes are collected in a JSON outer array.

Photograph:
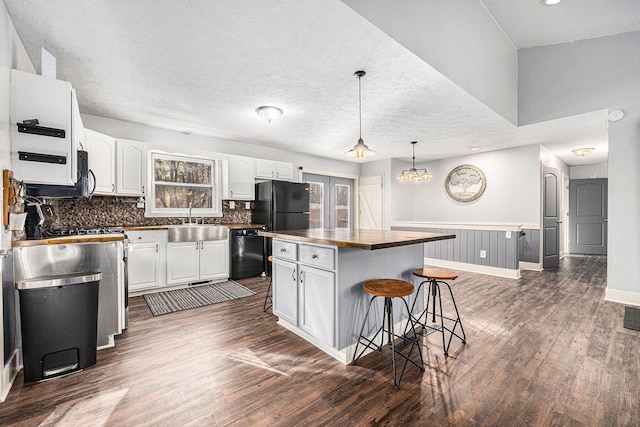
[[346, 71, 376, 158], [398, 141, 431, 182]]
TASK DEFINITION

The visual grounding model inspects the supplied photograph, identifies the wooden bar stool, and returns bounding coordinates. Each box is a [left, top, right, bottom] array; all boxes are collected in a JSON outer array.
[[404, 267, 466, 356], [352, 279, 425, 389], [263, 255, 273, 312]]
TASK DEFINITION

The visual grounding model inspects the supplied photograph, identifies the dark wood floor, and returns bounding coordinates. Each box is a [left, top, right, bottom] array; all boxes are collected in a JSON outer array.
[[1, 255, 638, 426]]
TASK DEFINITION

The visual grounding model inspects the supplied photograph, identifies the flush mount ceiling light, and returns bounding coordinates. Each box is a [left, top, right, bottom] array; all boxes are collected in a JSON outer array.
[[541, 0, 562, 5], [398, 141, 431, 182], [571, 147, 595, 157], [255, 106, 283, 123], [346, 70, 376, 158], [608, 109, 624, 122]]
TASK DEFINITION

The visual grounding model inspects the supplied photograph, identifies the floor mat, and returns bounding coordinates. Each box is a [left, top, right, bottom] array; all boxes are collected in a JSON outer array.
[[143, 280, 255, 316], [623, 306, 640, 331]]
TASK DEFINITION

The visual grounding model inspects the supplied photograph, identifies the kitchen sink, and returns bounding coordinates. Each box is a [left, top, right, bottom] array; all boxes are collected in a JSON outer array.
[[167, 224, 229, 242]]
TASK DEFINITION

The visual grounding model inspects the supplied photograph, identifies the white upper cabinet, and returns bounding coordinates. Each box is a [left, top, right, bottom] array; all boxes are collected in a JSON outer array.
[[224, 155, 256, 200], [255, 159, 293, 181], [86, 129, 116, 194], [10, 69, 76, 186], [116, 139, 146, 196]]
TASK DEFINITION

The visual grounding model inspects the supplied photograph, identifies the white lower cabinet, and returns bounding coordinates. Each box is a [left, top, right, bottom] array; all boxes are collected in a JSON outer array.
[[298, 265, 335, 346], [272, 240, 336, 346], [167, 240, 229, 285], [128, 230, 167, 292], [273, 258, 298, 325]]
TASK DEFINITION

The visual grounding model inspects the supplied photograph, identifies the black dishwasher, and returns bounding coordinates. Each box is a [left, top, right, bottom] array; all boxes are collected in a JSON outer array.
[[230, 228, 265, 279]]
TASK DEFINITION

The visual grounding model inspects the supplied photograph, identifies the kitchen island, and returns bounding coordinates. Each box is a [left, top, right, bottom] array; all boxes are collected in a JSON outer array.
[[260, 228, 455, 364]]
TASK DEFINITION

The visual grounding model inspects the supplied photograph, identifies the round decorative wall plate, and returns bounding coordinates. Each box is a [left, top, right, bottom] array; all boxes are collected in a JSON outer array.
[[445, 164, 486, 203]]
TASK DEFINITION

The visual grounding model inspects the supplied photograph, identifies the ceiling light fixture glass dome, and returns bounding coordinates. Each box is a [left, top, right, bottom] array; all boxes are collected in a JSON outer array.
[[255, 106, 283, 123]]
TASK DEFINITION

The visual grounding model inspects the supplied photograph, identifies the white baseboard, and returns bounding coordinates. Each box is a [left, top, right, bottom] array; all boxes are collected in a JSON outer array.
[[604, 288, 640, 307], [1, 349, 21, 402], [424, 258, 521, 279], [519, 261, 542, 271]]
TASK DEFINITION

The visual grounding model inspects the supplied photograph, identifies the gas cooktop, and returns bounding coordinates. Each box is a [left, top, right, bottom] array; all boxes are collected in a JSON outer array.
[[42, 227, 126, 237]]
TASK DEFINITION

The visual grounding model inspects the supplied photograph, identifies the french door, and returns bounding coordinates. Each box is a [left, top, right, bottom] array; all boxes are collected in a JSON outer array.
[[303, 173, 354, 229]]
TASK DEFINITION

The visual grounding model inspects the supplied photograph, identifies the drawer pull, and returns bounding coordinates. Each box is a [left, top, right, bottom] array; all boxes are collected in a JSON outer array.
[[311, 254, 318, 259], [280, 248, 287, 252]]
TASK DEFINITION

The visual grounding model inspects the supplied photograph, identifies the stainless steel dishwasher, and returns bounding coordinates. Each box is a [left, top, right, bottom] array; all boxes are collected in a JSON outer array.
[[230, 228, 265, 279]]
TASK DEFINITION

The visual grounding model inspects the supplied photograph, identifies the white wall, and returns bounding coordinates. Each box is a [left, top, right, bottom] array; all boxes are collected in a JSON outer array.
[[519, 31, 640, 125], [519, 32, 640, 302], [413, 145, 540, 226], [81, 114, 360, 179], [1, 1, 35, 251], [570, 163, 608, 179], [359, 145, 542, 228], [342, 0, 518, 124], [1, 0, 35, 401]]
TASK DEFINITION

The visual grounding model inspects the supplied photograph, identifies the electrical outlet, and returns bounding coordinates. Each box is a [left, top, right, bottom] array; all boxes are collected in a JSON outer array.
[[480, 250, 487, 259], [136, 197, 145, 209], [245, 202, 251, 209], [229, 201, 235, 209], [505, 231, 512, 239]]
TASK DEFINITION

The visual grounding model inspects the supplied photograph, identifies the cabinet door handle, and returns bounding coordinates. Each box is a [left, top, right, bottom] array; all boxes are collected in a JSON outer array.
[[230, 190, 233, 197], [112, 183, 115, 192], [276, 171, 279, 178], [299, 270, 304, 283], [196, 242, 199, 249], [142, 185, 145, 193], [271, 171, 274, 177], [201, 242, 204, 249], [155, 244, 158, 253]]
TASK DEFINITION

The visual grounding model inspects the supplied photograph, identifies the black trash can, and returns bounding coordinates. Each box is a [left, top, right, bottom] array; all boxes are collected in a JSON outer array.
[[16, 272, 101, 382]]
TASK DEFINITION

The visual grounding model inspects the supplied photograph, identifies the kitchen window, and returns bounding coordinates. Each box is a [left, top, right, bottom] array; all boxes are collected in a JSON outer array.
[[146, 152, 222, 217]]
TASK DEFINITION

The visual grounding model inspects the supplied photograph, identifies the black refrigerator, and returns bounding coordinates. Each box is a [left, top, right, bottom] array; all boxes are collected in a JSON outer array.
[[252, 180, 310, 274]]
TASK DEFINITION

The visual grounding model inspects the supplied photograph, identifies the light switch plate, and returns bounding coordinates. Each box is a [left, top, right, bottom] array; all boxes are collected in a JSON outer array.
[[505, 231, 512, 239], [480, 250, 487, 259]]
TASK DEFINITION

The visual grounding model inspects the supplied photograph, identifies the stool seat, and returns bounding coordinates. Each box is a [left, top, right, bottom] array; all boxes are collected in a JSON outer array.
[[268, 255, 273, 262], [412, 267, 458, 281], [364, 279, 414, 298]]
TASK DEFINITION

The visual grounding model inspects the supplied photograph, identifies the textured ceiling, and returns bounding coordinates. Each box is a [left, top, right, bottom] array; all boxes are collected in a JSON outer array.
[[4, 0, 629, 166], [480, 0, 640, 49]]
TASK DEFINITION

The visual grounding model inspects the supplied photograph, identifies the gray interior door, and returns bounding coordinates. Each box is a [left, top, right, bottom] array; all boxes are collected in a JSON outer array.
[[543, 166, 560, 268], [569, 179, 608, 254]]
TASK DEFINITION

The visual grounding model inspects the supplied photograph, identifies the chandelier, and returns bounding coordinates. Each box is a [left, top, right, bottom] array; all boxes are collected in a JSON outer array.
[[398, 141, 431, 182]]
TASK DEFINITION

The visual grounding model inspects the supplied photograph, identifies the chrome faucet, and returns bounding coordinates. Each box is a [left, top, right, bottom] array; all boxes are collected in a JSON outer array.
[[188, 200, 193, 224]]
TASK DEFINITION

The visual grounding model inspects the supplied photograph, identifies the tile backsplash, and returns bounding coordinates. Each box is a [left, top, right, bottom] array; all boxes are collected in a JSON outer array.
[[45, 196, 252, 228]]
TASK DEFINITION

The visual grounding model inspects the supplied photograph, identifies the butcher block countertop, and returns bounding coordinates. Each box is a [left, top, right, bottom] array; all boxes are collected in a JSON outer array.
[[260, 228, 455, 250], [13, 234, 125, 248]]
